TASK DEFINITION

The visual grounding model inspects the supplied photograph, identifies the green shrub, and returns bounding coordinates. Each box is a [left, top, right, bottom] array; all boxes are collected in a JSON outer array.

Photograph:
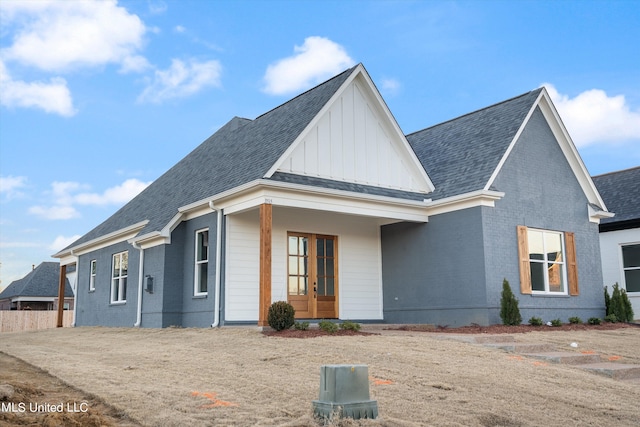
[[294, 321, 309, 331], [500, 279, 522, 326], [604, 286, 611, 315], [267, 301, 295, 331], [604, 313, 618, 323], [528, 317, 543, 326], [609, 283, 634, 322], [339, 321, 361, 331], [588, 317, 602, 325], [568, 316, 582, 324], [550, 318, 562, 327], [319, 320, 338, 334]]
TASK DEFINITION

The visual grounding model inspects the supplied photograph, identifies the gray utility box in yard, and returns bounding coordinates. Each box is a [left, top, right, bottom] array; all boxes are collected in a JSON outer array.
[[312, 364, 378, 420]]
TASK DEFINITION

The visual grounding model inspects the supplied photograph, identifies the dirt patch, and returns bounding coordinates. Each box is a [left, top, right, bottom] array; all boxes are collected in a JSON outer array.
[[262, 328, 377, 338], [1, 327, 639, 426], [392, 322, 636, 334], [0, 352, 140, 426]]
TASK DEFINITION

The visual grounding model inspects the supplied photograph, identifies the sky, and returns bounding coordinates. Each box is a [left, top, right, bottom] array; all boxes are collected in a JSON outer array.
[[1, 0, 639, 290]]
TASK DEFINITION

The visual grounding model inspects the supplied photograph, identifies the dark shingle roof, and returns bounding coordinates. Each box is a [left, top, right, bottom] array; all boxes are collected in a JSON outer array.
[[592, 166, 640, 228], [0, 262, 72, 300], [406, 89, 542, 200], [65, 66, 359, 250]]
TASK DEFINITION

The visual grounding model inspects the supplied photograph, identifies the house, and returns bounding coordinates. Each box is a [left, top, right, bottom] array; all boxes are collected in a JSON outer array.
[[593, 166, 640, 318], [0, 262, 74, 311], [53, 64, 611, 328]]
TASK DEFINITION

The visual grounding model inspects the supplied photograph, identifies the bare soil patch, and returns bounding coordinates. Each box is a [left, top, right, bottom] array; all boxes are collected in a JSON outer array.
[[0, 326, 639, 426], [392, 321, 636, 335], [262, 328, 377, 338]]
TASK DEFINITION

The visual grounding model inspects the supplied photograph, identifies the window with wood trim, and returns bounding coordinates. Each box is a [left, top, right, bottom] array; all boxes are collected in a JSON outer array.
[[622, 244, 640, 293], [89, 259, 96, 291], [517, 226, 578, 295], [194, 228, 209, 296], [111, 251, 128, 303]]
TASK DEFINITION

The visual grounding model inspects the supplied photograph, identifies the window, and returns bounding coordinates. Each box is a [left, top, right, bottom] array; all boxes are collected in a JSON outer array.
[[517, 226, 578, 295], [194, 229, 209, 295], [89, 260, 96, 291], [622, 244, 640, 293], [111, 251, 128, 303]]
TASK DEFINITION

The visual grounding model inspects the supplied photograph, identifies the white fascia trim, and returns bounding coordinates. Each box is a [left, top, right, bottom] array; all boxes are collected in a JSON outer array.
[[262, 64, 435, 193], [52, 220, 149, 260], [12, 296, 57, 302], [589, 204, 616, 224], [426, 190, 505, 217]]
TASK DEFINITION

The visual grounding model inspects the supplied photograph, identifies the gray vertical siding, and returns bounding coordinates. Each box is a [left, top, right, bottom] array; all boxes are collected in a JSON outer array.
[[381, 207, 489, 327], [482, 107, 605, 323]]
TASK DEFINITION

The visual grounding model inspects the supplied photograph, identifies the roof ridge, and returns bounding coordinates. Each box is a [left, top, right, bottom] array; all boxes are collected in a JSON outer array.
[[406, 88, 542, 137], [592, 165, 640, 178], [254, 64, 358, 121]]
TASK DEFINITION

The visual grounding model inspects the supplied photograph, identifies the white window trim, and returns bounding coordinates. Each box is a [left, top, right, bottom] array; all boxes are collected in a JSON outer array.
[[529, 228, 569, 296], [89, 259, 96, 291], [111, 251, 128, 304], [194, 228, 209, 296], [620, 242, 640, 294]]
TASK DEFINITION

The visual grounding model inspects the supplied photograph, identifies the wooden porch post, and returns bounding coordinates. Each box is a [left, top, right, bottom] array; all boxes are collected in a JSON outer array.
[[259, 203, 272, 327], [56, 264, 67, 327]]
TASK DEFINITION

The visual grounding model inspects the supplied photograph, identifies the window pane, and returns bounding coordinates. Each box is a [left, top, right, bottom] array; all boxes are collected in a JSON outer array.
[[317, 238, 324, 257], [288, 277, 298, 295], [530, 262, 545, 291], [288, 236, 298, 255], [288, 256, 298, 275], [625, 270, 640, 293], [91, 260, 96, 275], [299, 237, 308, 256], [121, 252, 128, 275], [527, 230, 544, 261], [327, 278, 335, 296], [198, 263, 208, 293], [121, 277, 127, 300], [113, 254, 120, 277], [548, 263, 564, 293], [326, 239, 334, 257], [299, 257, 308, 276], [197, 230, 209, 261], [326, 258, 334, 276], [622, 245, 640, 268], [545, 233, 563, 262], [317, 277, 325, 296], [317, 258, 325, 276], [300, 277, 308, 295], [112, 279, 119, 301]]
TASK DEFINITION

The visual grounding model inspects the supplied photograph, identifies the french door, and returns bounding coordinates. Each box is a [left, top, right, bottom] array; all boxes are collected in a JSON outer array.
[[287, 233, 338, 318]]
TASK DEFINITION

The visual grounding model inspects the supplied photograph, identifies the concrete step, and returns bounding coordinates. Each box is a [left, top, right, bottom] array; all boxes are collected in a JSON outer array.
[[469, 335, 516, 344], [578, 362, 640, 380], [521, 351, 602, 365], [484, 342, 556, 353]]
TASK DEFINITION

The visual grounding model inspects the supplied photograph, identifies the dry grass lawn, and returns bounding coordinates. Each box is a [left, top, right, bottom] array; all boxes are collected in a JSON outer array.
[[1, 326, 639, 426]]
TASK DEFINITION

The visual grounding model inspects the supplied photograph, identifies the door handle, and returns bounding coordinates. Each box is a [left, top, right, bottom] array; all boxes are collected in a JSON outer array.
[[314, 283, 317, 298]]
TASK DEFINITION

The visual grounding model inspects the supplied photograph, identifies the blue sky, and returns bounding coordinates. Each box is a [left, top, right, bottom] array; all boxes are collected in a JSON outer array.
[[1, 0, 639, 289]]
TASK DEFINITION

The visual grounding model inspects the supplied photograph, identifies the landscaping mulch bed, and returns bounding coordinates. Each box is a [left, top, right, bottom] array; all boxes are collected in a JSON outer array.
[[392, 322, 637, 334]]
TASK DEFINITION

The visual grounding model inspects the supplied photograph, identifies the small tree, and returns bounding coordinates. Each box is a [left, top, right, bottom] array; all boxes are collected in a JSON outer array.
[[622, 289, 634, 322], [608, 283, 634, 323], [500, 278, 522, 326], [604, 286, 611, 315]]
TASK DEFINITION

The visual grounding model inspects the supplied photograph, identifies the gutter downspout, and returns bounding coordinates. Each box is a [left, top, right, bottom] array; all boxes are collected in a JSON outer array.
[[210, 201, 222, 328], [132, 241, 144, 327]]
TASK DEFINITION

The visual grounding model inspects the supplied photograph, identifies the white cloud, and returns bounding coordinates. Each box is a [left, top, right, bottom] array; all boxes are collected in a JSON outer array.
[[75, 178, 150, 205], [49, 235, 82, 252], [0, 60, 76, 116], [1, 0, 148, 73], [138, 58, 222, 103], [148, 1, 168, 15], [28, 178, 150, 220], [0, 175, 27, 198], [175, 25, 186, 33], [380, 78, 401, 95], [543, 84, 640, 147], [263, 37, 355, 95]]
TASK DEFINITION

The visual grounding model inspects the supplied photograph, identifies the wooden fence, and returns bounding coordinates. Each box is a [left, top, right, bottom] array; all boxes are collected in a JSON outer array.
[[0, 310, 74, 333]]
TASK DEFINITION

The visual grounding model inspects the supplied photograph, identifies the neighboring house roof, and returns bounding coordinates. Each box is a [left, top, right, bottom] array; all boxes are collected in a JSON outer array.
[[0, 262, 72, 301], [406, 89, 543, 200], [592, 166, 640, 231]]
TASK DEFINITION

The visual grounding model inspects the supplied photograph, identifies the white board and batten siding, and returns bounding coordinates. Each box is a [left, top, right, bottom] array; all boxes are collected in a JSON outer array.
[[224, 207, 383, 322], [599, 228, 640, 317], [276, 77, 430, 194]]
